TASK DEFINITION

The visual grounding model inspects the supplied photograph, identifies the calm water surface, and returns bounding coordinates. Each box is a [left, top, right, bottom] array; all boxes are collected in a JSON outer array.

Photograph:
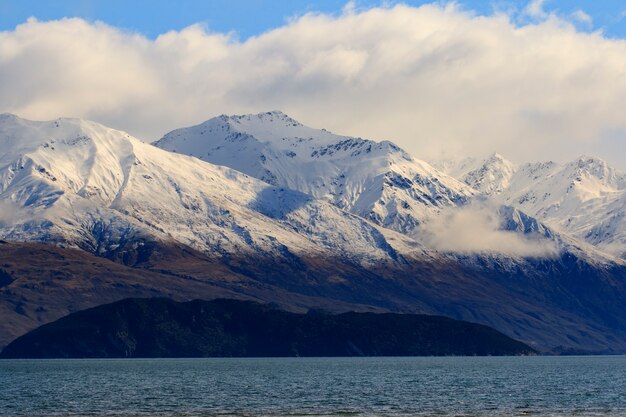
[[1, 356, 625, 416]]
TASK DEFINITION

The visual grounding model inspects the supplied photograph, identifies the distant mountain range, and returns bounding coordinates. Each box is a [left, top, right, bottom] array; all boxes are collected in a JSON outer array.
[[434, 152, 626, 259], [0, 112, 625, 354]]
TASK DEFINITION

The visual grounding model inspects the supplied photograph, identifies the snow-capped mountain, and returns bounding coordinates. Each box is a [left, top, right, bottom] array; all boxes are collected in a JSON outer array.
[[155, 111, 475, 237], [154, 111, 625, 262], [457, 153, 517, 196], [0, 113, 424, 266], [440, 152, 626, 259], [2, 113, 626, 354], [0, 112, 590, 264]]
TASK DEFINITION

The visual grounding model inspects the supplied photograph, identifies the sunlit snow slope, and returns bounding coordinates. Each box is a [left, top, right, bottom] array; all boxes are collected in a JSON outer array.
[[0, 113, 422, 265], [155, 111, 475, 237], [441, 152, 626, 259]]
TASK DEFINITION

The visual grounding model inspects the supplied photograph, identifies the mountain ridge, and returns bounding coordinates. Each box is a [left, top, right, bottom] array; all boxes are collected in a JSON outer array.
[[1, 112, 625, 353], [0, 113, 424, 265], [438, 152, 626, 259], [154, 111, 621, 263], [155, 111, 476, 238]]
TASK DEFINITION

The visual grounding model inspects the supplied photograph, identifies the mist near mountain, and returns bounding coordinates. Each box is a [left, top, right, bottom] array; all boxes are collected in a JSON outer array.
[[420, 202, 558, 257], [436, 153, 626, 260]]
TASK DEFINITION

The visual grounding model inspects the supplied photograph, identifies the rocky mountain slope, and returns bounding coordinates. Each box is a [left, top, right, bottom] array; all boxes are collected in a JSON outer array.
[[0, 241, 390, 349], [2, 238, 626, 354], [155, 111, 475, 237], [1, 113, 625, 354], [0, 113, 422, 266], [441, 152, 626, 259]]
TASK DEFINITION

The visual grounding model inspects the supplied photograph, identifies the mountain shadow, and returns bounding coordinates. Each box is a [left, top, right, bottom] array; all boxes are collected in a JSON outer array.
[[0, 298, 536, 358]]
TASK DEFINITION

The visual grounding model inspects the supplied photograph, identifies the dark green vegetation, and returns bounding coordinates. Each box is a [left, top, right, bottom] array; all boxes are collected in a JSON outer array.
[[0, 298, 535, 358]]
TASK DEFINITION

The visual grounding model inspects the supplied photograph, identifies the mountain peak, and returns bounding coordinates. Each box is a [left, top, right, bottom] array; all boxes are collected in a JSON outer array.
[[215, 110, 304, 128], [461, 153, 516, 195], [156, 110, 354, 158], [486, 152, 507, 162], [0, 113, 100, 129], [155, 113, 475, 239], [564, 155, 624, 185], [570, 155, 609, 170], [0, 112, 19, 120]]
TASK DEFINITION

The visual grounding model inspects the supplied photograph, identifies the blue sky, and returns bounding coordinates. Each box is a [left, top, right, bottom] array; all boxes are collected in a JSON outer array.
[[1, 0, 626, 166], [1, 0, 625, 39]]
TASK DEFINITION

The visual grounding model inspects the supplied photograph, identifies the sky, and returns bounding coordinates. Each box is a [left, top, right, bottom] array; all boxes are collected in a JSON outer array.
[[1, 0, 625, 167], [2, 1, 626, 39]]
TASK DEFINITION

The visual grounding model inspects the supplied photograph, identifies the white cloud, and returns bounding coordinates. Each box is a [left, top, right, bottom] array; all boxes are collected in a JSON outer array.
[[524, 0, 548, 19], [1, 5, 626, 168], [571, 10, 593, 26], [342, 0, 357, 15], [0, 199, 51, 225], [420, 204, 558, 257]]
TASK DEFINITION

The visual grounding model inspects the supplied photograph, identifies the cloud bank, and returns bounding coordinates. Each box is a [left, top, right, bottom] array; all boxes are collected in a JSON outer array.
[[420, 204, 558, 257], [1, 3, 626, 167]]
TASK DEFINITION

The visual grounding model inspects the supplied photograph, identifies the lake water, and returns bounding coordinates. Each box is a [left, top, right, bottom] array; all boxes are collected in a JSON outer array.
[[1, 356, 625, 416]]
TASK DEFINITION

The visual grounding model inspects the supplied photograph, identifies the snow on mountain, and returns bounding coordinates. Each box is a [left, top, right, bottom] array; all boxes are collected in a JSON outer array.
[[153, 112, 625, 262], [430, 155, 482, 180], [431, 153, 519, 196], [1, 112, 614, 265], [501, 156, 626, 259], [154, 111, 475, 237], [0, 113, 426, 266], [4, 113, 626, 356], [459, 153, 517, 196], [441, 151, 626, 259]]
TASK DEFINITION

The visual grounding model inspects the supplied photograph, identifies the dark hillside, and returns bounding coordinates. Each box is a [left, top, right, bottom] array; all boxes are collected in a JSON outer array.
[[0, 298, 535, 358]]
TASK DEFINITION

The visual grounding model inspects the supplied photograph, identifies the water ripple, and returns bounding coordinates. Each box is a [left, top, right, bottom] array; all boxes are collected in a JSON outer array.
[[1, 356, 626, 416]]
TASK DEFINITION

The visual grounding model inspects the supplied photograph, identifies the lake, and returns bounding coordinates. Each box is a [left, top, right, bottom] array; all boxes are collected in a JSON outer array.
[[1, 356, 625, 416]]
